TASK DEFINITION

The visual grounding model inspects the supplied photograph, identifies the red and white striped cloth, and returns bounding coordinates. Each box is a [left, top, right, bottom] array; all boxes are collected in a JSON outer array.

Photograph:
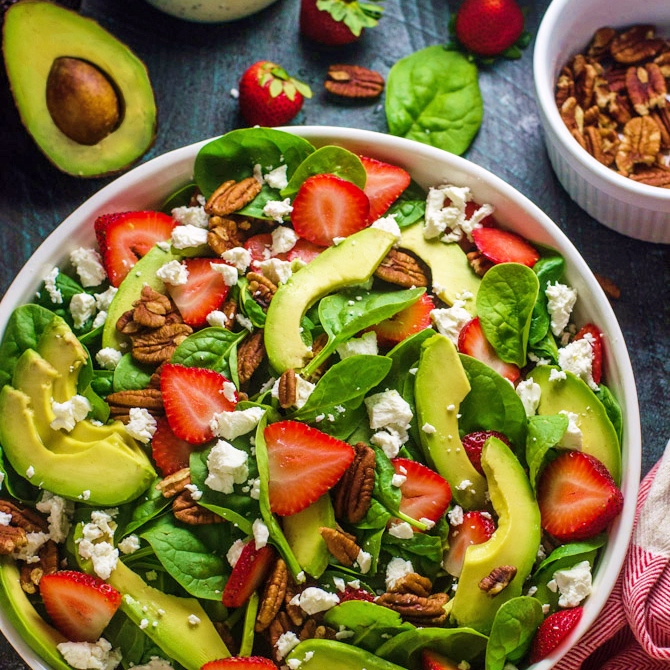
[[556, 440, 670, 670]]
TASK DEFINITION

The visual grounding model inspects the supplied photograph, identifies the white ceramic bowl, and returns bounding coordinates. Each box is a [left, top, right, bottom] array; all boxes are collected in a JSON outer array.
[[143, 0, 279, 23], [533, 0, 670, 244], [0, 127, 641, 669]]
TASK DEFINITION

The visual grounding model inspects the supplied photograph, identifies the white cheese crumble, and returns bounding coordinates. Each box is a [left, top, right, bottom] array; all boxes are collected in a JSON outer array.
[[263, 198, 293, 222], [118, 534, 141, 555], [206, 310, 228, 328], [210, 406, 266, 440], [371, 213, 402, 242], [205, 440, 249, 494], [94, 286, 118, 311], [516, 379, 542, 418], [259, 257, 293, 285], [125, 407, 157, 444], [171, 205, 209, 228], [264, 164, 289, 190], [70, 248, 107, 287], [391, 473, 407, 487], [388, 521, 414, 539], [423, 184, 492, 242], [558, 336, 598, 390], [221, 246, 252, 273], [386, 557, 414, 590], [365, 389, 413, 432], [236, 313, 254, 331], [227, 539, 247, 568], [558, 410, 583, 450], [187, 614, 200, 626], [275, 631, 300, 660], [547, 560, 592, 607], [36, 492, 73, 544], [210, 261, 238, 287], [370, 426, 407, 459], [430, 300, 472, 344], [549, 368, 567, 382], [43, 267, 63, 304], [51, 395, 92, 432], [336, 331, 378, 359], [448, 505, 464, 526], [545, 282, 577, 336], [57, 638, 122, 670], [356, 550, 372, 574], [70, 293, 97, 329], [271, 225, 298, 254], [290, 587, 340, 615], [95, 347, 123, 371], [12, 531, 50, 564], [131, 656, 174, 670], [171, 224, 209, 249], [156, 260, 189, 286], [253, 518, 270, 549]]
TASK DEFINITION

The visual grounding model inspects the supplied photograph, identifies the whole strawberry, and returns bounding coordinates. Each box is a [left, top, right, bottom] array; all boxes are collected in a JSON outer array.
[[238, 61, 312, 127], [454, 0, 525, 58], [299, 0, 384, 46]]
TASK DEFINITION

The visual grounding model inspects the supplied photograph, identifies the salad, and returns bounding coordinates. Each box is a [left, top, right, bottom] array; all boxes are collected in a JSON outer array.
[[0, 128, 625, 670]]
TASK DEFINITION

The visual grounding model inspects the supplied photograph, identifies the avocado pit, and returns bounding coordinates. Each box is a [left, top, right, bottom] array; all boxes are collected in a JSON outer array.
[[45, 56, 121, 145]]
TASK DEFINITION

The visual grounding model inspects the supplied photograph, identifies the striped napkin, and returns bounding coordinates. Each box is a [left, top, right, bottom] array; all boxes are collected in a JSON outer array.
[[556, 440, 670, 669]]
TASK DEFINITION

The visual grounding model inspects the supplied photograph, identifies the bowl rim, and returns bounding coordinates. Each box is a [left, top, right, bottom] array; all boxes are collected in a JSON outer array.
[[0, 126, 641, 670], [533, 0, 670, 206]]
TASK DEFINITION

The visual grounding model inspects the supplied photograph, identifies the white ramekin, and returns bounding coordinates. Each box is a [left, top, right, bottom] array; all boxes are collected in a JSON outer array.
[[533, 0, 670, 244]]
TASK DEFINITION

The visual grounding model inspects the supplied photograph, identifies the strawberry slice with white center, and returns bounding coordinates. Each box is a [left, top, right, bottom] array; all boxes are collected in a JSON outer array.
[[94, 211, 177, 287], [391, 457, 452, 525], [472, 226, 540, 267], [537, 450, 623, 542], [151, 416, 200, 476], [264, 420, 355, 516], [39, 570, 122, 642], [370, 293, 434, 347], [291, 173, 370, 247], [359, 155, 411, 222], [160, 363, 237, 445], [458, 317, 521, 383], [167, 258, 231, 328], [221, 541, 276, 609], [574, 322, 604, 385], [443, 510, 496, 577]]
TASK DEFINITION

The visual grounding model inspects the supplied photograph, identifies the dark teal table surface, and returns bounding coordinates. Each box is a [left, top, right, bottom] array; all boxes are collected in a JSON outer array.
[[0, 0, 669, 666]]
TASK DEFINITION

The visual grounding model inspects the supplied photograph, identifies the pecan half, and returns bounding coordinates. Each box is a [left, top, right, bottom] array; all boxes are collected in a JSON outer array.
[[559, 96, 584, 135], [276, 369, 297, 409], [247, 271, 277, 308], [131, 322, 193, 365], [651, 108, 670, 149], [626, 64, 667, 116], [610, 25, 664, 64], [205, 177, 262, 216], [172, 490, 224, 525], [268, 611, 294, 663], [587, 27, 616, 58], [629, 165, 670, 188], [21, 540, 58, 594], [555, 66, 575, 108], [237, 330, 266, 386], [106, 388, 164, 423], [479, 565, 517, 596], [332, 442, 376, 524], [583, 126, 620, 167], [325, 64, 385, 99], [207, 215, 248, 256], [594, 273, 622, 300], [0, 500, 48, 533], [616, 115, 662, 174], [299, 618, 337, 641], [319, 527, 361, 567], [388, 572, 432, 598], [0, 525, 27, 555], [156, 468, 191, 497], [375, 248, 429, 288], [467, 249, 493, 277], [376, 591, 449, 626], [256, 558, 288, 632]]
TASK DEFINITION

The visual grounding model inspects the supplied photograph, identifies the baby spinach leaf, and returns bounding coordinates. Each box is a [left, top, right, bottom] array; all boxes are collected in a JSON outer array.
[[371, 444, 401, 512], [239, 278, 267, 328], [90, 369, 114, 397], [35, 271, 85, 308], [386, 45, 483, 156], [237, 183, 279, 220], [529, 256, 565, 345], [141, 516, 228, 600], [485, 597, 543, 669], [526, 413, 569, 490], [382, 328, 433, 394], [113, 354, 154, 392], [171, 327, 246, 375], [386, 179, 426, 228], [459, 354, 528, 449], [161, 181, 197, 213], [0, 305, 58, 386], [309, 402, 368, 442], [596, 384, 623, 443], [281, 145, 367, 198], [194, 127, 315, 198], [119, 477, 172, 537], [382, 532, 443, 580], [528, 331, 559, 365], [477, 263, 539, 368], [324, 601, 415, 652], [293, 355, 392, 423], [0, 446, 39, 503]]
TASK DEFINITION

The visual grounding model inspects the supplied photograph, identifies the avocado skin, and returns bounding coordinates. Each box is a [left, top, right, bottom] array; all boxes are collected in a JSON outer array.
[[449, 437, 542, 634], [3, 1, 156, 177], [415, 333, 487, 509], [264, 227, 396, 373], [530, 365, 621, 483], [286, 638, 406, 669]]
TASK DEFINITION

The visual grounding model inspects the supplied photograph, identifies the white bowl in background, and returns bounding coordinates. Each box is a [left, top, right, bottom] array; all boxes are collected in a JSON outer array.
[[533, 0, 670, 244], [143, 0, 280, 23], [0, 127, 641, 669]]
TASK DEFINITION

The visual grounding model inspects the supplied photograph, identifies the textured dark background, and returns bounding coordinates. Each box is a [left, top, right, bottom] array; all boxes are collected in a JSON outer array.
[[0, 0, 669, 666]]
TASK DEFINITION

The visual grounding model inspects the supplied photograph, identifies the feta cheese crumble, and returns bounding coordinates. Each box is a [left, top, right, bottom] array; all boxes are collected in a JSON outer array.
[[545, 282, 577, 336], [271, 225, 298, 254], [171, 205, 209, 228], [95, 347, 123, 371], [547, 560, 592, 607], [210, 261, 238, 286], [386, 557, 414, 590], [57, 638, 122, 670], [51, 395, 92, 432], [290, 587, 340, 615], [205, 440, 249, 494], [558, 336, 598, 390], [336, 331, 378, 359], [70, 293, 97, 329], [516, 379, 542, 418], [263, 197, 293, 222], [125, 407, 157, 444], [156, 260, 189, 286], [430, 300, 472, 344], [171, 224, 209, 250], [210, 406, 266, 441], [70, 247, 107, 287], [221, 246, 252, 273]]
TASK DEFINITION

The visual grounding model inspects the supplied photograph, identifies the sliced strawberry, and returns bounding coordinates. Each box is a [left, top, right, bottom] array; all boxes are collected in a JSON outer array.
[[574, 323, 604, 385], [537, 450, 623, 542], [443, 510, 496, 577], [94, 211, 177, 287], [391, 458, 452, 525], [370, 293, 434, 347], [264, 420, 355, 516], [167, 258, 231, 328], [202, 657, 276, 670], [472, 226, 540, 267], [464, 200, 496, 227], [422, 648, 461, 670], [244, 233, 277, 268], [461, 430, 511, 474], [338, 586, 375, 603], [359, 155, 411, 222], [151, 417, 200, 476], [160, 364, 237, 445], [530, 607, 583, 664], [458, 317, 521, 383], [285, 238, 326, 264], [291, 173, 370, 247], [221, 541, 276, 609], [39, 570, 121, 643]]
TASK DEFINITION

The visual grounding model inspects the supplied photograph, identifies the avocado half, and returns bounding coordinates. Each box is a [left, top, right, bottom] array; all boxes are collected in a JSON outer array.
[[3, 1, 156, 177]]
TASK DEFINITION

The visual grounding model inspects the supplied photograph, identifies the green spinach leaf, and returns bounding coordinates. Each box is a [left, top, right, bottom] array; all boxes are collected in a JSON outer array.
[[386, 179, 426, 228], [529, 256, 565, 345], [171, 327, 246, 375], [113, 354, 154, 392], [486, 597, 543, 669], [596, 384, 623, 443], [386, 45, 483, 156], [526, 413, 569, 490]]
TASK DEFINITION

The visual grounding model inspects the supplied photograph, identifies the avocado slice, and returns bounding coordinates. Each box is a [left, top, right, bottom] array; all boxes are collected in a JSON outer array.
[[282, 493, 335, 579], [3, 1, 156, 177], [415, 334, 487, 509], [399, 223, 480, 313], [286, 639, 406, 669], [0, 558, 71, 670], [103, 560, 229, 670], [264, 227, 396, 373], [449, 437, 542, 634], [529, 365, 621, 483]]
